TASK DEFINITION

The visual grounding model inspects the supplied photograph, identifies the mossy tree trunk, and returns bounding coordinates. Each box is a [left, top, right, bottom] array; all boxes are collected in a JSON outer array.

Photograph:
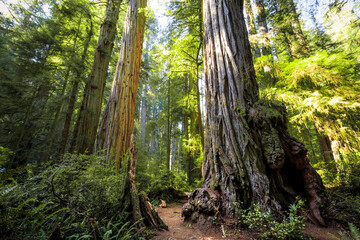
[[94, 0, 167, 230], [182, 0, 325, 227], [59, 17, 93, 155], [96, 0, 145, 166], [71, 0, 122, 154]]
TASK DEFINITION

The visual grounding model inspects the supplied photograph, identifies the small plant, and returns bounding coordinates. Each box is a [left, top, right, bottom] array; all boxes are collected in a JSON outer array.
[[328, 223, 360, 240], [238, 203, 272, 230], [262, 199, 306, 239], [237, 197, 306, 240]]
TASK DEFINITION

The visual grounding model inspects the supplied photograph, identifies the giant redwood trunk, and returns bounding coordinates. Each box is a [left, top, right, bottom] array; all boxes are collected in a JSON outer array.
[[182, 0, 325, 227], [94, 0, 167, 230], [96, 0, 146, 167], [71, 0, 122, 154]]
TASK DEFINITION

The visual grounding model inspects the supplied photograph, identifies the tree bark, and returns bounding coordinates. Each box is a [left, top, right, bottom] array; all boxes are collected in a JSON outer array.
[[182, 0, 325, 227], [124, 135, 168, 230], [315, 126, 335, 169], [256, 0, 271, 56], [170, 133, 176, 170], [140, 84, 147, 145], [59, 18, 93, 155], [96, 0, 146, 167], [166, 77, 171, 170], [71, 0, 122, 154], [244, 0, 260, 57]]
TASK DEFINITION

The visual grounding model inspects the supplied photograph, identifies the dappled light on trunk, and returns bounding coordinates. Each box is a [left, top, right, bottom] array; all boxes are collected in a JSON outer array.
[[182, 0, 325, 227]]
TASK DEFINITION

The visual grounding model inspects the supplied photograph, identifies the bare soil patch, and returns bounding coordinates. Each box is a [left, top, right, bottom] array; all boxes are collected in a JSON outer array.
[[155, 201, 342, 240]]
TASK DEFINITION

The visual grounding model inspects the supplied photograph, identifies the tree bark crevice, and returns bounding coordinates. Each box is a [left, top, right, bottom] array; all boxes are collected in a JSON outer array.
[[183, 0, 325, 227]]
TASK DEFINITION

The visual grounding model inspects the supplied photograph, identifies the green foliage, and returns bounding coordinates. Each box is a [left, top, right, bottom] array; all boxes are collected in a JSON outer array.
[[237, 198, 306, 240], [256, 3, 360, 185], [0, 146, 14, 166], [328, 223, 360, 240], [0, 153, 142, 239], [142, 163, 191, 202], [324, 185, 360, 227]]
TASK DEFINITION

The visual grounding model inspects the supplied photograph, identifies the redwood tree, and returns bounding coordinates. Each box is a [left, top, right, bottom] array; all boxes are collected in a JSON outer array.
[[182, 0, 325, 227], [71, 0, 122, 154], [96, 0, 146, 167]]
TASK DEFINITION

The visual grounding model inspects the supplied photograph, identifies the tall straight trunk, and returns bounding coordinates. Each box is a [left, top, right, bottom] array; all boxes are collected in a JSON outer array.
[[184, 74, 193, 183], [196, 78, 204, 149], [182, 0, 325, 227], [59, 19, 93, 155], [244, 0, 256, 35], [170, 133, 176, 170], [93, 1, 166, 229], [96, 0, 147, 167], [315, 126, 335, 169], [189, 75, 202, 181], [42, 17, 83, 160], [42, 68, 70, 161], [166, 77, 171, 170], [288, 0, 308, 54], [276, 0, 308, 57], [140, 84, 147, 145], [71, 0, 122, 154], [256, 0, 271, 56], [10, 90, 37, 167], [244, 0, 260, 57]]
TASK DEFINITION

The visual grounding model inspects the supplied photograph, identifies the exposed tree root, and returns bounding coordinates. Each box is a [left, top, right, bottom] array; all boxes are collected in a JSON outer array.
[[182, 103, 326, 227]]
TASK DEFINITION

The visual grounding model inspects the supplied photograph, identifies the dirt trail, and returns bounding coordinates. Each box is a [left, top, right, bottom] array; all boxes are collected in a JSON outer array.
[[155, 202, 231, 240], [155, 201, 342, 240]]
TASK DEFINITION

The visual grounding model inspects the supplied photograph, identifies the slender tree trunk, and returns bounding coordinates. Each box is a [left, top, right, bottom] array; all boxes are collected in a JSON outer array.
[[244, 0, 260, 57], [42, 68, 70, 161], [166, 77, 171, 170], [288, 0, 308, 55], [140, 84, 147, 145], [182, 0, 325, 227], [315, 126, 335, 169], [71, 0, 122, 154], [96, 0, 147, 167], [42, 17, 83, 160], [244, 0, 256, 35], [196, 78, 204, 149], [171, 133, 176, 170], [184, 74, 193, 183], [256, 0, 271, 56], [59, 19, 93, 155], [276, 0, 308, 57]]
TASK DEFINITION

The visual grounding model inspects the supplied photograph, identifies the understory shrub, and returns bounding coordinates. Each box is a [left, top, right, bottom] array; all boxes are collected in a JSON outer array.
[[236, 198, 306, 240], [144, 163, 191, 202], [328, 222, 360, 240], [0, 153, 144, 240]]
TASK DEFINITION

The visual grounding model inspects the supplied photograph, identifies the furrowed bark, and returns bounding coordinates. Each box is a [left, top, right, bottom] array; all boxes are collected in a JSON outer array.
[[96, 0, 146, 167], [124, 135, 168, 230], [183, 0, 325, 227], [59, 18, 93, 155], [71, 0, 122, 154]]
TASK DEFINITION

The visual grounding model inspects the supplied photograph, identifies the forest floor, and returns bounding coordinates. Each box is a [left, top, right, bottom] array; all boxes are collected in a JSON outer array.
[[154, 201, 342, 240]]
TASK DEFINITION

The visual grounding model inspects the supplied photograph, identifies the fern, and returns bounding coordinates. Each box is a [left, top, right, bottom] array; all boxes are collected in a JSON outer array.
[[328, 223, 360, 240]]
